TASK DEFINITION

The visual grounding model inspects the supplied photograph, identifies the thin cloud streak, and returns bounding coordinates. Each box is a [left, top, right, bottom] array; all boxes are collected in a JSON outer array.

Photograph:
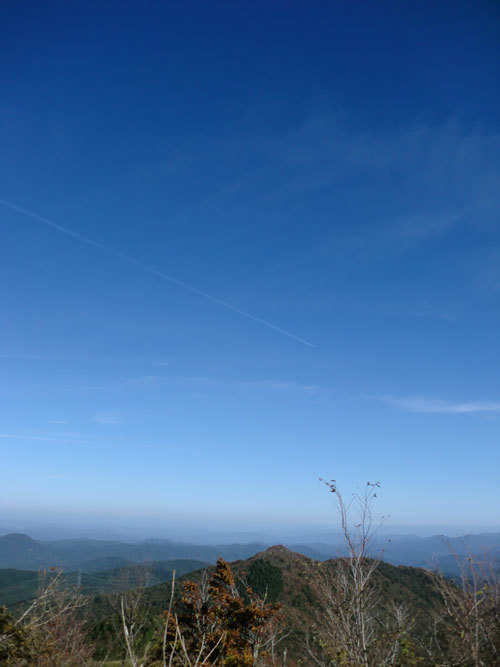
[[0, 432, 173, 449], [0, 198, 314, 347], [92, 413, 124, 425], [368, 395, 500, 414], [341, 213, 459, 258], [0, 433, 95, 444], [182, 375, 319, 393]]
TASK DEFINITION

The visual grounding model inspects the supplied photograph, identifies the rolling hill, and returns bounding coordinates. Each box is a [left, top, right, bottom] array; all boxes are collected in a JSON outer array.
[[0, 559, 208, 608]]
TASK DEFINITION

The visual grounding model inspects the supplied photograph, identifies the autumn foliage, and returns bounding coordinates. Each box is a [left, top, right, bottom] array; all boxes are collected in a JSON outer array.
[[149, 557, 283, 666]]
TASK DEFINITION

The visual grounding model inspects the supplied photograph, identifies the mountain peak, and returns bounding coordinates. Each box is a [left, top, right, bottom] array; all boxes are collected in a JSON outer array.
[[264, 545, 290, 555]]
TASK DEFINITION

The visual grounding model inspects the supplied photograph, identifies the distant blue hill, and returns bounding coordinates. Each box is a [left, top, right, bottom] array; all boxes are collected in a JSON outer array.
[[288, 533, 500, 576], [1, 531, 498, 577]]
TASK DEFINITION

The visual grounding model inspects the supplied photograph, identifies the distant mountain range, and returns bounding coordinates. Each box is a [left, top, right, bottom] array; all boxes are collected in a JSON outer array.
[[310, 532, 500, 572], [1, 531, 499, 576], [0, 533, 269, 572]]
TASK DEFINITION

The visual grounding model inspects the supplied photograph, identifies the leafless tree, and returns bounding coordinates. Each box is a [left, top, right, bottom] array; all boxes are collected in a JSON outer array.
[[308, 480, 413, 666], [107, 564, 154, 667], [431, 543, 500, 666], [14, 567, 93, 665]]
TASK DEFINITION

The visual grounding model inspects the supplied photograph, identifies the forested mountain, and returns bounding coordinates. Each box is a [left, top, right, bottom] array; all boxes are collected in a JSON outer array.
[[0, 560, 208, 608], [2, 544, 499, 664], [85, 545, 499, 664]]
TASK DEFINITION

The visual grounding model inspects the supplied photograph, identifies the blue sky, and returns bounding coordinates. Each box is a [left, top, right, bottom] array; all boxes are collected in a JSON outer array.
[[1, 0, 499, 536]]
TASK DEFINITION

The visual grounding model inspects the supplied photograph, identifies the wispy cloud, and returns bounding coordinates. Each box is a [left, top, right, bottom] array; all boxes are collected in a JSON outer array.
[[0, 352, 67, 361], [368, 395, 500, 414], [351, 296, 468, 321], [467, 246, 500, 295], [182, 376, 319, 393], [276, 113, 499, 198], [340, 213, 459, 258], [0, 431, 172, 450], [269, 113, 499, 257], [0, 433, 94, 443], [123, 375, 160, 388], [164, 110, 499, 269], [92, 412, 124, 425], [238, 379, 318, 392]]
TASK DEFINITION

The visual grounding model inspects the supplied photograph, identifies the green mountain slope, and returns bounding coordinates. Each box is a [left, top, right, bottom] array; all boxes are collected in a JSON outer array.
[[0, 559, 208, 608], [0, 534, 50, 570], [0, 569, 39, 607], [87, 546, 448, 663]]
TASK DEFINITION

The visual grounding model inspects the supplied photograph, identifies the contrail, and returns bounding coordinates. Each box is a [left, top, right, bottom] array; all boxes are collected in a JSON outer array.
[[0, 198, 314, 347]]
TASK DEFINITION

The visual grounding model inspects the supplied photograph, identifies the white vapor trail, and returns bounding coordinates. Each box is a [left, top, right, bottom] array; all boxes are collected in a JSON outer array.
[[0, 198, 314, 347]]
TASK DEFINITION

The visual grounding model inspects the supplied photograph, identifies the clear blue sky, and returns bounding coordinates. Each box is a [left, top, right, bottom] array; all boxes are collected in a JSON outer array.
[[1, 0, 499, 535]]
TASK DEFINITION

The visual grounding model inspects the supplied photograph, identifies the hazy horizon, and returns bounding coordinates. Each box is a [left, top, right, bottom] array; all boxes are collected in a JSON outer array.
[[2, 511, 499, 545]]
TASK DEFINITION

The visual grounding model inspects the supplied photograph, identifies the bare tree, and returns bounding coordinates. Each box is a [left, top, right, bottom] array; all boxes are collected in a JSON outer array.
[[14, 567, 93, 665], [107, 564, 155, 667], [308, 480, 414, 666], [432, 544, 500, 666]]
